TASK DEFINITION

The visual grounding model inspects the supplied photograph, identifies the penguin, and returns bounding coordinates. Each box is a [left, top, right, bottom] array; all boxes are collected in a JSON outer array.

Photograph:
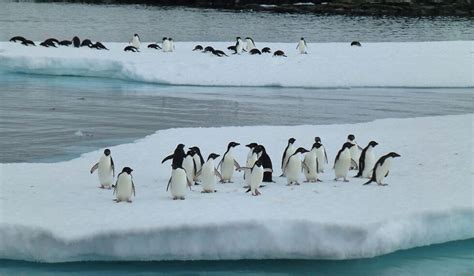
[[203, 46, 214, 53], [182, 149, 197, 185], [243, 159, 271, 196], [245, 37, 256, 51], [227, 45, 236, 52], [90, 148, 115, 189], [334, 142, 356, 182], [351, 41, 362, 47], [256, 145, 273, 182], [124, 46, 139, 52], [195, 153, 222, 193], [273, 50, 286, 57], [21, 40, 35, 46], [218, 142, 240, 183], [243, 148, 258, 188], [80, 39, 93, 47], [189, 146, 205, 182], [314, 137, 328, 174], [303, 143, 319, 182], [40, 41, 55, 48], [364, 152, 401, 186], [297, 37, 308, 54], [347, 134, 363, 170], [162, 143, 186, 169], [148, 43, 161, 49], [284, 147, 309, 185], [193, 45, 203, 51], [90, 42, 108, 50], [130, 34, 140, 49], [245, 143, 259, 163], [212, 50, 228, 57], [167, 164, 192, 200], [235, 37, 244, 54], [355, 141, 378, 178], [162, 37, 171, 52], [72, 36, 80, 48], [9, 36, 26, 43], [114, 167, 135, 203], [261, 47, 271, 53], [249, 48, 262, 55], [59, 40, 72, 46], [168, 38, 175, 52], [280, 138, 296, 177], [44, 38, 59, 45]]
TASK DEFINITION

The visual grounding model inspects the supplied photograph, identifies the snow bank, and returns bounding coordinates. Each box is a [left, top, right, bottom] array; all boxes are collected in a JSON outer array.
[[0, 115, 472, 262], [0, 41, 472, 88]]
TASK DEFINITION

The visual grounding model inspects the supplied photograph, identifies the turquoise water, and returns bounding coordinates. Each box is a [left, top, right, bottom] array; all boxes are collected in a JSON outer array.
[[1, 239, 473, 275]]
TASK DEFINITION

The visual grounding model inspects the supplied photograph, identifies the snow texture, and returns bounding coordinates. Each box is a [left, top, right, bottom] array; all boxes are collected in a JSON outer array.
[[0, 115, 472, 262], [0, 41, 472, 88]]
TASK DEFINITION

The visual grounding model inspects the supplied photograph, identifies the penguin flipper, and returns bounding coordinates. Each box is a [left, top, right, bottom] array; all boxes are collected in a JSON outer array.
[[363, 179, 373, 185], [385, 171, 389, 177], [90, 162, 99, 174], [187, 177, 193, 190], [161, 154, 174, 164], [351, 159, 358, 170], [302, 161, 310, 173], [234, 160, 241, 170], [195, 169, 202, 179], [324, 148, 328, 164], [214, 168, 223, 181], [132, 180, 136, 196], [166, 177, 172, 192], [111, 157, 115, 177]]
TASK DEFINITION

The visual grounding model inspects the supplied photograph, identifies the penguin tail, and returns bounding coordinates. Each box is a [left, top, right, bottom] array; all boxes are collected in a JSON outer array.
[[363, 179, 373, 185]]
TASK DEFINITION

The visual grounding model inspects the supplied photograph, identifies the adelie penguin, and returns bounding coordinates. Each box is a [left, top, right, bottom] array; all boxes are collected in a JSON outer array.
[[10, 36, 26, 43], [273, 50, 286, 57], [189, 146, 205, 182], [234, 37, 245, 54], [193, 45, 203, 51], [245, 37, 256, 51], [218, 142, 241, 183], [280, 138, 296, 177], [262, 47, 271, 53], [40, 40, 57, 48], [333, 142, 356, 182], [303, 143, 320, 183], [162, 37, 171, 52], [72, 36, 80, 48], [256, 145, 273, 183], [203, 46, 214, 53], [243, 146, 259, 188], [364, 152, 400, 186], [90, 42, 108, 50], [242, 159, 272, 196], [249, 48, 262, 55], [162, 143, 186, 169], [351, 41, 362, 47], [148, 43, 161, 50], [44, 38, 59, 45], [227, 45, 236, 52], [314, 137, 328, 174], [347, 134, 363, 170], [90, 148, 115, 189], [80, 39, 93, 47], [355, 141, 378, 178], [212, 49, 228, 57], [21, 40, 35, 46], [283, 147, 309, 186], [195, 153, 222, 193], [59, 40, 72, 46], [114, 167, 135, 203], [124, 45, 139, 52], [297, 37, 308, 54], [182, 149, 197, 186], [130, 34, 140, 49], [167, 163, 193, 200]]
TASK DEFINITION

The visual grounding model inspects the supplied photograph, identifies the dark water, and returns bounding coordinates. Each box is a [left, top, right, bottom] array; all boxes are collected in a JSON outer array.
[[1, 239, 473, 275], [0, 1, 473, 42], [1, 73, 472, 163]]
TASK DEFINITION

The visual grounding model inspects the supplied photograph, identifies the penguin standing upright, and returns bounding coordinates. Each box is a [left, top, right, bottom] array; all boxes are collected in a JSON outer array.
[[90, 148, 115, 189], [72, 36, 80, 48], [235, 37, 244, 54], [218, 142, 240, 183], [297, 37, 308, 54], [355, 141, 379, 178], [364, 152, 401, 186], [162, 144, 186, 168], [168, 38, 175, 52], [347, 134, 362, 170], [162, 37, 171, 52], [196, 153, 222, 193], [182, 149, 196, 185], [314, 137, 328, 174], [130, 34, 140, 49], [167, 164, 192, 200], [280, 138, 296, 177], [303, 143, 319, 182], [114, 167, 135, 203], [334, 142, 356, 182], [245, 37, 256, 52], [243, 159, 270, 196], [189, 146, 205, 182], [256, 145, 273, 182], [284, 147, 309, 185], [244, 149, 258, 188]]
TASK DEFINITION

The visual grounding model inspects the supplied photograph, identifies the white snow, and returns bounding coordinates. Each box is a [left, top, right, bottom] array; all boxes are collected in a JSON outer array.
[[0, 114, 472, 262], [0, 41, 472, 88]]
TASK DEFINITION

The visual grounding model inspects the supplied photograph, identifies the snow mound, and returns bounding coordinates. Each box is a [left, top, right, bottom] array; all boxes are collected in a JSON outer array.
[[0, 41, 472, 88], [0, 114, 472, 262]]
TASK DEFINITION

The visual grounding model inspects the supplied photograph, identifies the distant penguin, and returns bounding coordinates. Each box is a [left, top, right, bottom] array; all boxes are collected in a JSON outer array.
[[261, 47, 271, 53], [212, 49, 228, 57], [249, 48, 262, 55], [284, 147, 309, 185], [59, 40, 72, 46], [91, 42, 108, 50], [297, 37, 308, 54], [347, 134, 362, 170], [162, 143, 186, 169], [364, 152, 400, 186], [243, 159, 270, 196], [280, 138, 296, 177], [21, 40, 35, 46], [314, 137, 328, 174], [90, 148, 115, 189], [303, 143, 319, 182], [355, 141, 378, 178], [168, 38, 175, 52], [167, 164, 192, 200], [273, 50, 286, 57], [148, 43, 161, 49], [351, 41, 362, 47], [182, 149, 197, 185], [114, 167, 135, 203], [245, 37, 256, 51], [193, 45, 203, 51], [40, 41, 54, 48], [334, 142, 356, 182], [44, 38, 59, 45], [72, 36, 80, 48], [197, 153, 222, 193], [218, 142, 240, 183], [203, 46, 214, 53], [162, 37, 171, 52], [189, 146, 205, 182], [235, 37, 244, 54], [130, 34, 140, 49], [256, 145, 273, 182], [243, 149, 258, 188], [9, 36, 26, 43], [80, 39, 93, 47], [124, 45, 139, 52], [227, 45, 237, 52]]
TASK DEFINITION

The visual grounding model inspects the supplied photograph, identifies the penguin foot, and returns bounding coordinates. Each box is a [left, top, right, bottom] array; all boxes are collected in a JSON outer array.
[[194, 182, 200, 186], [378, 183, 388, 186], [317, 179, 323, 182], [334, 178, 338, 181], [343, 179, 349, 182], [259, 185, 266, 188], [127, 200, 132, 203]]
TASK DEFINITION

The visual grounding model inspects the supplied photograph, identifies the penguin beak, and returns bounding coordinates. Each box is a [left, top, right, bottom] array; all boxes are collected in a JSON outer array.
[[394, 153, 401, 157]]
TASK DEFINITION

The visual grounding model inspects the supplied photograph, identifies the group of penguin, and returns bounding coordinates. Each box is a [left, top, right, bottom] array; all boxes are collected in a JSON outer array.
[[124, 34, 176, 53], [9, 35, 109, 50], [90, 134, 400, 203]]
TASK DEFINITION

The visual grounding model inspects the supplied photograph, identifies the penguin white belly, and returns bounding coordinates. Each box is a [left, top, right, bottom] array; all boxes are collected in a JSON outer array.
[[221, 153, 235, 181], [298, 41, 306, 54], [334, 150, 351, 178], [116, 174, 133, 201], [286, 156, 302, 184], [170, 168, 187, 199], [362, 151, 376, 178], [201, 161, 216, 192], [131, 37, 140, 49], [350, 146, 361, 168], [282, 146, 296, 173], [303, 151, 318, 181], [162, 41, 171, 52], [250, 166, 264, 194], [316, 148, 326, 173], [98, 156, 113, 187], [376, 159, 392, 184], [245, 154, 258, 186], [236, 43, 243, 54], [182, 156, 195, 183], [246, 41, 255, 51]]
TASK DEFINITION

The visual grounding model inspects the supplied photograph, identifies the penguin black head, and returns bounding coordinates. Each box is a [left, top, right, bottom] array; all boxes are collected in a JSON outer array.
[[295, 147, 309, 154], [162, 37, 167, 41], [236, 37, 242, 41], [169, 38, 173, 41], [186, 149, 194, 156], [177, 144, 185, 149], [104, 149, 111, 156], [246, 143, 258, 149], [257, 144, 266, 153], [189, 146, 201, 154], [121, 167, 133, 174], [388, 152, 401, 158], [207, 153, 220, 160], [342, 142, 355, 150], [368, 141, 379, 147], [288, 138, 296, 144], [253, 145, 264, 154], [312, 142, 321, 149], [347, 134, 355, 141], [315, 137, 321, 143], [301, 37, 305, 40], [134, 34, 139, 37], [228, 142, 240, 149]]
